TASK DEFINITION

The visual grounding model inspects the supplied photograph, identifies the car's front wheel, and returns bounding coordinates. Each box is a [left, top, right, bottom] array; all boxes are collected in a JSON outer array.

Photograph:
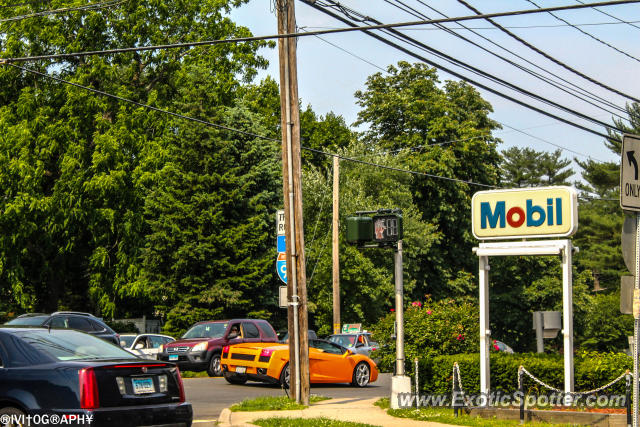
[[352, 362, 370, 387], [223, 371, 248, 385], [207, 353, 222, 377], [0, 406, 29, 427], [279, 362, 290, 389]]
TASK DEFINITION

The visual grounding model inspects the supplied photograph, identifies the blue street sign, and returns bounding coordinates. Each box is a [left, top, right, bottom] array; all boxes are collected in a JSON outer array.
[[277, 235, 286, 253], [276, 253, 287, 284]]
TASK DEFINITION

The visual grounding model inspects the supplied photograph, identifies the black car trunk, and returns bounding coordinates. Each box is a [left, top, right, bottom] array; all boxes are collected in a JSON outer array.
[[87, 361, 184, 408]]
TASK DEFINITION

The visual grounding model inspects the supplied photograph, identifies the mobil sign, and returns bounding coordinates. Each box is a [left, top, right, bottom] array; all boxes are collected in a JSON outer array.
[[472, 186, 578, 240]]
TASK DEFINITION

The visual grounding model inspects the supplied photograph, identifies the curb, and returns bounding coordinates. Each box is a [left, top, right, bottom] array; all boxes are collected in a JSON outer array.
[[217, 408, 232, 426]]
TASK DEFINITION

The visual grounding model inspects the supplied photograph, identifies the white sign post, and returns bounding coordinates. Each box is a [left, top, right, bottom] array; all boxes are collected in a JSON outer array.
[[620, 134, 640, 427]]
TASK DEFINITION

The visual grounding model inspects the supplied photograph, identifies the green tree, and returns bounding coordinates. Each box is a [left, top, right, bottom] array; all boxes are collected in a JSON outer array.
[[500, 147, 573, 187], [353, 61, 501, 299], [0, 0, 271, 317]]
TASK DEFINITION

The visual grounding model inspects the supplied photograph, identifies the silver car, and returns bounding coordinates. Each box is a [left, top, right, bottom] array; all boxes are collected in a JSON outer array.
[[120, 333, 175, 359], [328, 333, 378, 356]]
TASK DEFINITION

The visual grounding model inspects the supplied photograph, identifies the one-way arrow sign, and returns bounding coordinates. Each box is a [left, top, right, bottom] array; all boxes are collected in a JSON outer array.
[[628, 151, 639, 180], [621, 134, 640, 211]]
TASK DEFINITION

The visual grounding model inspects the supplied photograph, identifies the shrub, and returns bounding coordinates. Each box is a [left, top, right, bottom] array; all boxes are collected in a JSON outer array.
[[417, 351, 631, 395], [370, 297, 479, 372]]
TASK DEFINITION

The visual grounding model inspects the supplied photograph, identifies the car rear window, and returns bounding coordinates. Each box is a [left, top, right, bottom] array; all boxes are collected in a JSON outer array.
[[257, 322, 276, 339], [182, 322, 227, 339], [15, 329, 136, 361], [5, 316, 47, 326]]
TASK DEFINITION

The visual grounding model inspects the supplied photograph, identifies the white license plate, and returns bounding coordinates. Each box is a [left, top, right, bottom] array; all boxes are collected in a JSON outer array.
[[169, 355, 178, 361], [132, 377, 155, 394], [235, 366, 246, 374]]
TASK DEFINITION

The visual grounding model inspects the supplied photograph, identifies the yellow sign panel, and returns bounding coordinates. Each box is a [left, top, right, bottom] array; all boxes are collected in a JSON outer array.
[[472, 186, 578, 240]]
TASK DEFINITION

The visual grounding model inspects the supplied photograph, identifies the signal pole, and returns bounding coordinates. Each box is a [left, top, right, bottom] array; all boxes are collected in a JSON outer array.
[[332, 156, 341, 335], [276, 0, 310, 405]]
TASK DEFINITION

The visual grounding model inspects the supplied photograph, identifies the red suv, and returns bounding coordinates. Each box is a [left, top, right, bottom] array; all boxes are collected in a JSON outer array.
[[158, 319, 278, 376]]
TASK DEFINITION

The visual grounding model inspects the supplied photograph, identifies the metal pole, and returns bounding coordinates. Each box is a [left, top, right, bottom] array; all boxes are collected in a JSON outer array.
[[453, 364, 459, 417], [562, 239, 574, 404], [535, 312, 544, 353], [634, 213, 640, 427], [479, 255, 490, 400], [395, 240, 405, 376], [627, 370, 632, 427], [414, 357, 419, 408], [519, 367, 525, 424]]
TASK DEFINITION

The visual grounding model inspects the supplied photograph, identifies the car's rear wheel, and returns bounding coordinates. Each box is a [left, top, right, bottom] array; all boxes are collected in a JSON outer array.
[[352, 362, 370, 387], [279, 362, 290, 389], [223, 371, 248, 385], [207, 353, 222, 377], [0, 406, 29, 427]]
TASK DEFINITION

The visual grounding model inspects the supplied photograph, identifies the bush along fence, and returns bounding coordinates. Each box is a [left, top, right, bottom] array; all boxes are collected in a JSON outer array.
[[446, 360, 632, 423]]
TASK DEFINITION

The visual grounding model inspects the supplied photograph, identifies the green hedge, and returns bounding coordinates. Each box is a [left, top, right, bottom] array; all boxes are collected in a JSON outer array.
[[417, 352, 631, 395]]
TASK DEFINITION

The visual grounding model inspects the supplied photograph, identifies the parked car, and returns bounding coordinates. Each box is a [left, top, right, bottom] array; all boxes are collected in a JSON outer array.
[[278, 329, 318, 343], [5, 312, 120, 345], [328, 332, 378, 357], [120, 333, 175, 359], [222, 339, 378, 388], [0, 326, 192, 427], [157, 319, 278, 377], [492, 339, 514, 353]]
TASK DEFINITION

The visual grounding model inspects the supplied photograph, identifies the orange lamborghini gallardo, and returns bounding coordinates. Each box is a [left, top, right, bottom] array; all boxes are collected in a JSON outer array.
[[221, 339, 378, 387]]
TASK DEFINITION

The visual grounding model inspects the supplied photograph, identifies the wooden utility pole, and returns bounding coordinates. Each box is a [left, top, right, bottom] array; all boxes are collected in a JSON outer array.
[[332, 156, 340, 335], [276, 0, 310, 405]]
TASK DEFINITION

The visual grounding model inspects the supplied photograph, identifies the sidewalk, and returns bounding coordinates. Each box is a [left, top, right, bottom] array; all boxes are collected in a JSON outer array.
[[217, 397, 453, 427]]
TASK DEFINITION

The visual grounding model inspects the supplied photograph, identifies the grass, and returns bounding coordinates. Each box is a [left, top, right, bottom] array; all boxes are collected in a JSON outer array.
[[179, 371, 209, 378], [375, 398, 573, 427], [252, 417, 377, 427], [230, 395, 330, 412]]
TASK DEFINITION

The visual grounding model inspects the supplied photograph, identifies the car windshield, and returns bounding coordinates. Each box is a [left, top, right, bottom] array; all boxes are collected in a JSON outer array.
[[119, 336, 136, 348], [15, 329, 136, 361], [6, 316, 47, 326], [182, 322, 227, 339], [328, 335, 356, 347]]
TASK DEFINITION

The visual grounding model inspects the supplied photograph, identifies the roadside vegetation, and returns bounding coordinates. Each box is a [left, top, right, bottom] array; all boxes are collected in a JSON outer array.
[[230, 395, 330, 412], [252, 418, 376, 427]]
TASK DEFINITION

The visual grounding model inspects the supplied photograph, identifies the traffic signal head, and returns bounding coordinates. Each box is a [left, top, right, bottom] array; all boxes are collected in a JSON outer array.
[[346, 216, 373, 245]]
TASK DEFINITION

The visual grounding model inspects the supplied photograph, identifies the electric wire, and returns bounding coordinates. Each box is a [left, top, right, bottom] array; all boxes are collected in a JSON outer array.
[[524, 0, 640, 63], [1, 0, 639, 63], [384, 0, 627, 117], [410, 0, 628, 113], [0, 0, 123, 23], [4, 63, 498, 189], [456, 0, 640, 103], [575, 0, 640, 30], [305, 20, 640, 31], [305, 1, 620, 141], [385, 0, 628, 116]]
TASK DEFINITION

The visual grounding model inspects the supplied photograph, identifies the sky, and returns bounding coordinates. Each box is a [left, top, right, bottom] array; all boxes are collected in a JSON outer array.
[[229, 0, 640, 178]]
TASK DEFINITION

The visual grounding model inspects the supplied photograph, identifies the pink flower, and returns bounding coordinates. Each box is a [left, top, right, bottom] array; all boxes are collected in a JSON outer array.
[[426, 310, 432, 315], [456, 334, 464, 341]]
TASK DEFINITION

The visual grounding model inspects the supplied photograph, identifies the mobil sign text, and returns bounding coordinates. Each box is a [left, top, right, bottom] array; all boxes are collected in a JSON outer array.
[[472, 186, 578, 240]]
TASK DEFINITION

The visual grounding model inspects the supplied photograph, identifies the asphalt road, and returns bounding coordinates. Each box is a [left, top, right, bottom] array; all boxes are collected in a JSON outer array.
[[183, 373, 391, 424]]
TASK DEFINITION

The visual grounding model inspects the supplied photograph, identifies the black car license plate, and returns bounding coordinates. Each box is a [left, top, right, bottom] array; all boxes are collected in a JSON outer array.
[[132, 377, 155, 394]]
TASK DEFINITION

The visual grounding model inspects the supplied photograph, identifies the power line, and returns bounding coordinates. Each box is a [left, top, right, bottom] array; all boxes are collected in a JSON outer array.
[[575, 0, 640, 31], [0, 0, 123, 23], [5, 63, 497, 188], [456, 0, 640, 103], [396, 0, 627, 116], [305, 20, 640, 31], [524, 0, 640, 63], [306, 1, 622, 141], [0, 0, 638, 63], [381, 0, 628, 121]]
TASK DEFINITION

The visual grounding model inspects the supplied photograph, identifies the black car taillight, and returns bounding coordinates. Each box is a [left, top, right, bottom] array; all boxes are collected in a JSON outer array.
[[79, 368, 99, 409]]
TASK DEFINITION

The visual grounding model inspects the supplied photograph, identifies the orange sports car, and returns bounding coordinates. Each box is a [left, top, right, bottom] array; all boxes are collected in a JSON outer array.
[[221, 339, 378, 387]]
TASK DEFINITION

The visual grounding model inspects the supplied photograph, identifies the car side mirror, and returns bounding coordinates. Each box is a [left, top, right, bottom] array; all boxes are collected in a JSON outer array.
[[227, 332, 238, 340], [134, 343, 145, 350], [355, 342, 364, 348], [344, 349, 353, 356]]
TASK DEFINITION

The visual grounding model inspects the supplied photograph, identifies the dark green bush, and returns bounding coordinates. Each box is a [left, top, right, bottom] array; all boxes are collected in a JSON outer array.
[[416, 352, 631, 395]]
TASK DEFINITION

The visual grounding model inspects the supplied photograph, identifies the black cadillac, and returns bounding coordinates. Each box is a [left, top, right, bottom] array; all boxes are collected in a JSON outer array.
[[0, 326, 192, 427]]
